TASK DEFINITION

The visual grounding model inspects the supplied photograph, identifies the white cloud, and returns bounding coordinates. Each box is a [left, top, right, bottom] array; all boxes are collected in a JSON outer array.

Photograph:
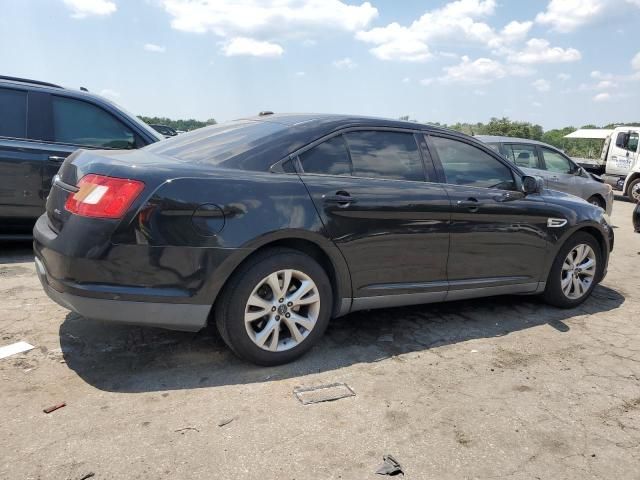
[[144, 43, 166, 53], [99, 88, 120, 99], [591, 70, 613, 80], [356, 0, 529, 62], [596, 80, 617, 89], [532, 79, 550, 92], [532, 101, 542, 108], [63, 0, 116, 18], [221, 37, 284, 57], [594, 92, 611, 102], [508, 38, 581, 64], [402, 77, 411, 83], [295, 71, 305, 76], [557, 73, 571, 81], [423, 55, 533, 86], [333, 57, 357, 69], [161, 0, 377, 36], [632, 52, 640, 70], [535, 0, 605, 33]]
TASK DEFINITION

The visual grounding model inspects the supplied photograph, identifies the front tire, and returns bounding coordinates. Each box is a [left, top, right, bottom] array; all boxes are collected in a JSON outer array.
[[586, 195, 605, 210], [627, 178, 640, 202], [543, 232, 602, 308], [215, 248, 332, 366]]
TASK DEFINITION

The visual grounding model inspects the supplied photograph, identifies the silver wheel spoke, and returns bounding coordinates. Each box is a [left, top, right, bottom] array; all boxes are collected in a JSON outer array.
[[573, 276, 583, 297], [561, 275, 572, 292], [266, 272, 283, 299], [283, 316, 305, 343], [289, 312, 315, 331], [579, 258, 595, 271], [247, 293, 271, 311], [287, 280, 315, 304], [245, 308, 269, 322], [255, 319, 278, 349]]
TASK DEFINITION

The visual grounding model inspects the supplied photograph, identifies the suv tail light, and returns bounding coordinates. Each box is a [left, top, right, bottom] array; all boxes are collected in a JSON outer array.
[[65, 174, 145, 219]]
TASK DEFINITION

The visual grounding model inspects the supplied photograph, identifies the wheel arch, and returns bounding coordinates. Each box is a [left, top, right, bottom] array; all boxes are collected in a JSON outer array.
[[543, 223, 609, 284], [207, 230, 352, 323]]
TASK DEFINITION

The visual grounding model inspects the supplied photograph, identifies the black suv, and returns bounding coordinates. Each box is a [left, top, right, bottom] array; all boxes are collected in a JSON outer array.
[[0, 76, 162, 237]]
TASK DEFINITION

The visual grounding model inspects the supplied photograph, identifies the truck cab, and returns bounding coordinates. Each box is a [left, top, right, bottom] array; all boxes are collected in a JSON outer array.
[[566, 126, 640, 200]]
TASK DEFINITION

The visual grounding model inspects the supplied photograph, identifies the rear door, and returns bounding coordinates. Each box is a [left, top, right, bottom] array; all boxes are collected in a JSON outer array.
[[427, 134, 550, 293], [0, 86, 43, 223], [297, 129, 451, 301]]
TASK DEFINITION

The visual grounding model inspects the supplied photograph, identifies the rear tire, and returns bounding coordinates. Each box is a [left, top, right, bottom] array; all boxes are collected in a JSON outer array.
[[543, 232, 602, 308], [215, 248, 332, 366]]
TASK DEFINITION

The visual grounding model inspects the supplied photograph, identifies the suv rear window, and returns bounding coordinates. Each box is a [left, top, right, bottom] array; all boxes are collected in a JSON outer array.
[[147, 120, 286, 165], [0, 88, 27, 139]]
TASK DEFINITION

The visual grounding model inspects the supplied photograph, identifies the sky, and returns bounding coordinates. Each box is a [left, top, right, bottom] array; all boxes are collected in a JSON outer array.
[[2, 0, 640, 129]]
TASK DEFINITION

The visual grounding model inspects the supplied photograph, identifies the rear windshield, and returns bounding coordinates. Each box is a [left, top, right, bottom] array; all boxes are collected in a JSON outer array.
[[146, 120, 286, 165]]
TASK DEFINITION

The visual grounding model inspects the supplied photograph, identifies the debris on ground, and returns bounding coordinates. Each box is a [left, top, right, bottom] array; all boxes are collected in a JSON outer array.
[[43, 402, 66, 414], [0, 341, 35, 360], [217, 416, 237, 427], [79, 473, 95, 480], [375, 454, 404, 476], [293, 383, 356, 405], [175, 427, 200, 434]]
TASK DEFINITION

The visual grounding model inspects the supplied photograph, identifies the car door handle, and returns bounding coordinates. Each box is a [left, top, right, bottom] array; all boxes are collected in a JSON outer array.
[[322, 192, 355, 206], [457, 198, 480, 212], [48, 155, 67, 163]]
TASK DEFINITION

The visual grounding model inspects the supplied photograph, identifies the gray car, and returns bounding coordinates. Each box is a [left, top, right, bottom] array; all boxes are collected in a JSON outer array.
[[476, 135, 613, 214]]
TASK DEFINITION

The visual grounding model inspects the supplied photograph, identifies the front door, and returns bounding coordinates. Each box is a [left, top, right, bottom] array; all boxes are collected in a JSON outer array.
[[428, 134, 550, 293], [297, 131, 451, 301], [608, 130, 639, 176]]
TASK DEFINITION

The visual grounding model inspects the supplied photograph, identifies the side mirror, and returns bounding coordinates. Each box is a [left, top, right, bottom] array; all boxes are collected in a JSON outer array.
[[522, 175, 543, 195]]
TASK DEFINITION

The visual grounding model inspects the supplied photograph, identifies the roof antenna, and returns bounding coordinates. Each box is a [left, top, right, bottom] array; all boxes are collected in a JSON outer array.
[[259, 111, 273, 116], [80, 86, 89, 92]]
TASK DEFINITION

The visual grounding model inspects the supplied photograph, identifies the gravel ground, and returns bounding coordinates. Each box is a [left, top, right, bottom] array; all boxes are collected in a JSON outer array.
[[1, 199, 638, 480]]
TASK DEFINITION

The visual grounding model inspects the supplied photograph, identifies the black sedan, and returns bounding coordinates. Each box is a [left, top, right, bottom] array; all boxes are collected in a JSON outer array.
[[33, 114, 613, 365]]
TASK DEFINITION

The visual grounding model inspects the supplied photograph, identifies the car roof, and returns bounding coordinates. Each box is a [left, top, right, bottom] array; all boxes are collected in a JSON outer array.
[[237, 112, 455, 135], [475, 135, 555, 149]]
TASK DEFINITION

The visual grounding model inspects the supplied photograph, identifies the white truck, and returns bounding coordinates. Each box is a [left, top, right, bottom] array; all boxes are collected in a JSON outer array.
[[565, 126, 640, 201]]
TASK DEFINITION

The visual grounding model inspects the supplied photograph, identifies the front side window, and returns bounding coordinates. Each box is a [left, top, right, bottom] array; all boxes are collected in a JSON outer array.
[[344, 131, 425, 181], [431, 136, 515, 190], [299, 135, 351, 176], [52, 96, 135, 148], [505, 144, 542, 169], [628, 132, 639, 152], [0, 88, 27, 139], [541, 148, 573, 174]]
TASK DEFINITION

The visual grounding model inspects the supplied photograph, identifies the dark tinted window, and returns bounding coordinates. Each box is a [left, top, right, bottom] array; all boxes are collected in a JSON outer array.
[[299, 135, 351, 176], [0, 88, 27, 139], [52, 96, 135, 148], [505, 144, 542, 169], [541, 147, 572, 174], [344, 131, 424, 181], [147, 120, 285, 165], [431, 136, 515, 190]]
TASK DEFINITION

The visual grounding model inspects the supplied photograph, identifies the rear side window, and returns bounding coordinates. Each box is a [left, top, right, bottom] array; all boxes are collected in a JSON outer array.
[[541, 148, 572, 174], [299, 135, 351, 176], [505, 144, 542, 169], [52, 96, 135, 149], [344, 131, 425, 182], [431, 136, 515, 190], [0, 88, 27, 139]]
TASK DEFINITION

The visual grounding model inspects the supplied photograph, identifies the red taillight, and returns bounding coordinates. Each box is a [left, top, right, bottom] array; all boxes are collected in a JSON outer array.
[[65, 174, 145, 219]]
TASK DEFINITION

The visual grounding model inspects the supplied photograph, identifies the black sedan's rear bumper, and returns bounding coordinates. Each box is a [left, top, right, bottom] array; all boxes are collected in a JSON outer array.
[[32, 214, 240, 332], [35, 255, 210, 331]]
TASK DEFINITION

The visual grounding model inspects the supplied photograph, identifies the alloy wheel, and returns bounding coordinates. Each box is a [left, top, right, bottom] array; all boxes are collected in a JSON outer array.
[[632, 183, 640, 202], [561, 244, 596, 299], [244, 269, 321, 352]]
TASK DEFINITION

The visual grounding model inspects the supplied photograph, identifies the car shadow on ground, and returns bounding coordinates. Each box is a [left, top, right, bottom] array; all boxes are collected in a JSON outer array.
[[59, 284, 624, 393], [0, 243, 33, 265]]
